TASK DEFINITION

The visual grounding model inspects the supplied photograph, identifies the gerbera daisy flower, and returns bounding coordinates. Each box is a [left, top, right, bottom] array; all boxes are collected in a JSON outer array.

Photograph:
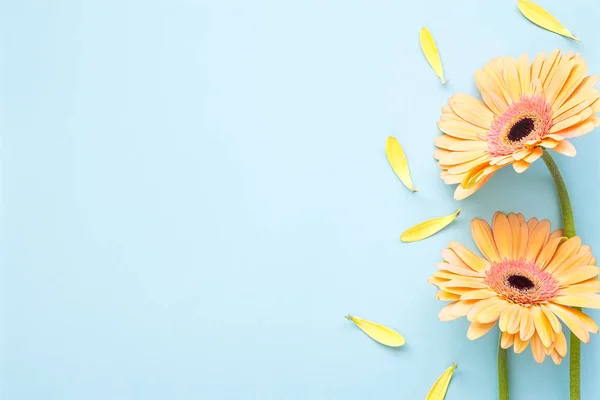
[[429, 212, 600, 364], [434, 50, 600, 199]]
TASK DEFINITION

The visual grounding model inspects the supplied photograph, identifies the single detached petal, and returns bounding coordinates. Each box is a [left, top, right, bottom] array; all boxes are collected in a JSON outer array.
[[385, 136, 418, 192], [419, 27, 446, 84], [517, 0, 580, 41], [426, 364, 458, 400], [400, 209, 461, 243], [345, 315, 405, 347]]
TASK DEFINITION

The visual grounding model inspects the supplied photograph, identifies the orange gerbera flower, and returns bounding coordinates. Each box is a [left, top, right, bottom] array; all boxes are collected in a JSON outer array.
[[434, 50, 600, 199], [429, 212, 600, 364]]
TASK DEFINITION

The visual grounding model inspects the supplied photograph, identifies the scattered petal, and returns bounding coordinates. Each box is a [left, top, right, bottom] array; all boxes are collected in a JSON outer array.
[[401, 209, 461, 243], [517, 0, 580, 41], [345, 315, 405, 347], [385, 136, 418, 192], [426, 364, 458, 400], [420, 27, 446, 84]]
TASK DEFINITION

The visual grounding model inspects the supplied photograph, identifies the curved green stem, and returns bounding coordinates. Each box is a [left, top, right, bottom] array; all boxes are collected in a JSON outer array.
[[498, 340, 509, 400], [541, 149, 579, 400], [541, 150, 576, 237]]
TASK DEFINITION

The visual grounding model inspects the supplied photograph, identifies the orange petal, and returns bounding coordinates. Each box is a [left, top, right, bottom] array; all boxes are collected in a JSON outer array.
[[449, 94, 495, 129], [461, 289, 496, 301], [536, 237, 564, 270], [449, 242, 490, 272], [438, 302, 461, 321], [467, 297, 504, 322], [513, 335, 529, 354], [553, 293, 600, 308], [525, 219, 551, 261], [545, 236, 582, 273], [553, 331, 568, 357], [530, 332, 546, 363], [556, 266, 600, 286], [541, 305, 563, 333], [519, 307, 535, 341], [532, 306, 554, 347], [492, 212, 512, 260], [501, 332, 515, 349], [450, 300, 479, 317], [475, 299, 509, 324], [438, 117, 487, 140], [552, 140, 577, 156], [512, 160, 531, 173], [454, 173, 495, 200], [471, 219, 501, 262], [467, 321, 497, 340], [547, 303, 590, 343]]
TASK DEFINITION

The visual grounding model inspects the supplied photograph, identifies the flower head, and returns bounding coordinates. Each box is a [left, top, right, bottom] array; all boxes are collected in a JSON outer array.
[[429, 212, 600, 364], [435, 50, 600, 199]]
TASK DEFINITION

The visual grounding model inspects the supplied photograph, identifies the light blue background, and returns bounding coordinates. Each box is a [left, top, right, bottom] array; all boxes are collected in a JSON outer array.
[[3, 0, 600, 399]]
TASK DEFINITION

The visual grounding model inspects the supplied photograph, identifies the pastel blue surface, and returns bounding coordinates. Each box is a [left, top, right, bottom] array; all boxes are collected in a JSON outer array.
[[3, 0, 600, 399]]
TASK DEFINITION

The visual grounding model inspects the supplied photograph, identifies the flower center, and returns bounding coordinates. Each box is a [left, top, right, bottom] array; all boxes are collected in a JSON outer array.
[[487, 95, 553, 157], [507, 117, 535, 142], [484, 258, 559, 305], [507, 274, 535, 290]]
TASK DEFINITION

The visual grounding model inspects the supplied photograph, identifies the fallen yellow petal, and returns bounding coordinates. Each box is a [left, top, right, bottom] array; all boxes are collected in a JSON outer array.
[[385, 136, 417, 192], [401, 208, 461, 243], [426, 364, 458, 400], [517, 0, 580, 41], [345, 315, 405, 347], [419, 27, 446, 84]]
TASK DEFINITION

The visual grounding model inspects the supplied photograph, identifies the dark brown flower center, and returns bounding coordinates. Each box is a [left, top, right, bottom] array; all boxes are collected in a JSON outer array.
[[507, 117, 535, 142], [507, 274, 535, 290]]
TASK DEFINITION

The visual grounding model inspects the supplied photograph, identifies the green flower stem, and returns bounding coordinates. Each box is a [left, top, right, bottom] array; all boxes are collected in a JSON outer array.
[[498, 340, 509, 400], [541, 149, 579, 400]]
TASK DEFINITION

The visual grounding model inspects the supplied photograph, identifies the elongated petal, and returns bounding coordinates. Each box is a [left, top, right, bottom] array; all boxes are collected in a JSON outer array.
[[518, 0, 580, 41], [535, 237, 563, 269], [553, 293, 600, 308], [547, 303, 590, 343], [513, 335, 529, 353], [467, 297, 504, 322], [519, 308, 535, 341], [449, 241, 490, 272], [419, 27, 446, 83], [532, 306, 554, 347], [385, 136, 417, 192], [467, 321, 496, 340], [530, 332, 546, 363], [450, 300, 479, 317], [438, 303, 461, 321], [557, 266, 600, 286], [449, 94, 495, 129], [475, 299, 509, 324], [401, 209, 461, 242], [345, 315, 405, 347], [554, 331, 568, 357], [461, 289, 496, 300], [426, 364, 457, 400], [541, 305, 562, 333], [501, 332, 515, 349], [471, 219, 501, 262], [493, 212, 513, 260], [525, 219, 551, 261]]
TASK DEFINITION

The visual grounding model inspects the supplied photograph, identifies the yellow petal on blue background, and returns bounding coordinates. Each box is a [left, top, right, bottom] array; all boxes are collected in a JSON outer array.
[[419, 27, 446, 83], [426, 364, 458, 400], [517, 0, 580, 41], [401, 209, 461, 243], [385, 136, 418, 192], [345, 315, 405, 347]]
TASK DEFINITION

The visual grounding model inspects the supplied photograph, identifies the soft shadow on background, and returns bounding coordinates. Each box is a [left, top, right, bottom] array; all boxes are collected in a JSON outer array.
[[2, 0, 600, 399]]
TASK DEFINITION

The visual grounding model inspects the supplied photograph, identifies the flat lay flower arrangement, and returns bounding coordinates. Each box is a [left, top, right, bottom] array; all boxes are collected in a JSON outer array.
[[345, 1, 600, 399]]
